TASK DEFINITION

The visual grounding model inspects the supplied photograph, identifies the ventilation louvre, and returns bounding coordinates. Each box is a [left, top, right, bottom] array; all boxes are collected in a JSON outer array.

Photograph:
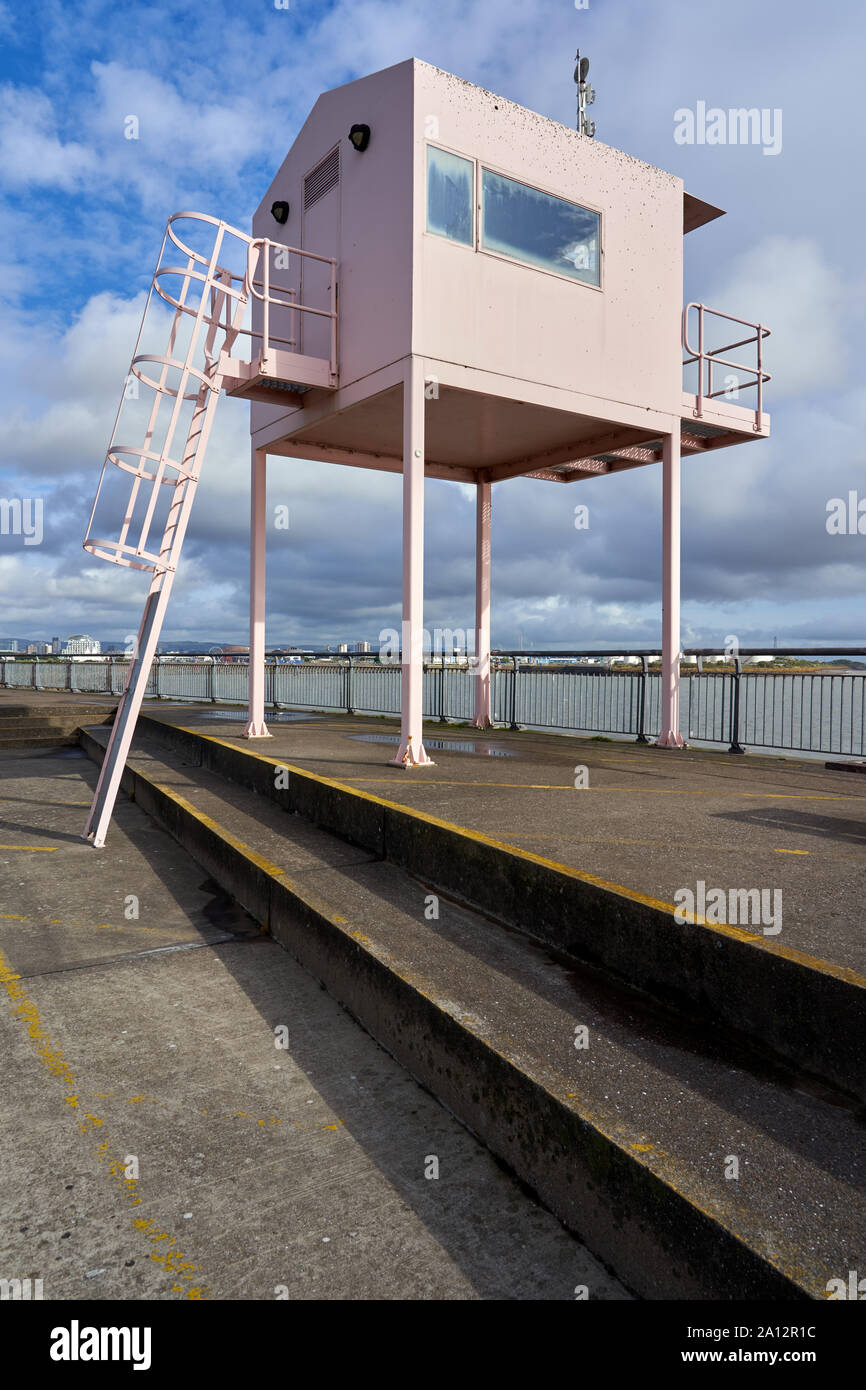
[[304, 147, 340, 210]]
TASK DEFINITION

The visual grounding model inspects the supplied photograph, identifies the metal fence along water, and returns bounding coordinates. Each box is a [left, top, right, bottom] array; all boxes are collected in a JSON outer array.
[[3, 654, 865, 758]]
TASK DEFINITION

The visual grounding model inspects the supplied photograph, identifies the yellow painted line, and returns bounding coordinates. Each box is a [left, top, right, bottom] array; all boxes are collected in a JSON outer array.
[[0, 844, 57, 851], [161, 724, 866, 991], [775, 848, 811, 855], [0, 945, 210, 1299], [155, 785, 293, 884]]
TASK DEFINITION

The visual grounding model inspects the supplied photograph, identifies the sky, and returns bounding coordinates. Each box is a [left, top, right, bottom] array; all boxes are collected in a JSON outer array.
[[0, 0, 864, 651]]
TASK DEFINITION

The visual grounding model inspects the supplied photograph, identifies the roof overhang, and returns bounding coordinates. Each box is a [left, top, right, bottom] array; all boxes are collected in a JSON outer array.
[[683, 191, 725, 234]]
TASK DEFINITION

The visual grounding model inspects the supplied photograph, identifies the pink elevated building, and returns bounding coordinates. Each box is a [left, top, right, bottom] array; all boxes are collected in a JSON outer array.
[[82, 58, 770, 844]]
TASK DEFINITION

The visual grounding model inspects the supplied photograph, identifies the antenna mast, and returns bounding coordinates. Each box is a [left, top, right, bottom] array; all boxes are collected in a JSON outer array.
[[574, 50, 596, 137]]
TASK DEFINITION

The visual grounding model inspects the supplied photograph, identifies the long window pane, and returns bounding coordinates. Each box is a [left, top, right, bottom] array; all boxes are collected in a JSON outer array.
[[427, 146, 474, 246], [481, 169, 600, 285]]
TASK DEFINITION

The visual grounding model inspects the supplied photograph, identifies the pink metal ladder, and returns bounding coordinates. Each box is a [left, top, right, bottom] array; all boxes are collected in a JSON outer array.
[[82, 212, 337, 846]]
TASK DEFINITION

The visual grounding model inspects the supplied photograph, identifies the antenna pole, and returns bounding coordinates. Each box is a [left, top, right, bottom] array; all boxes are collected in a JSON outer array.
[[574, 49, 597, 138]]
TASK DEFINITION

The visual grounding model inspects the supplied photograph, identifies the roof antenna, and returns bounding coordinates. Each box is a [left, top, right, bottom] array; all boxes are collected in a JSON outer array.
[[574, 50, 596, 137]]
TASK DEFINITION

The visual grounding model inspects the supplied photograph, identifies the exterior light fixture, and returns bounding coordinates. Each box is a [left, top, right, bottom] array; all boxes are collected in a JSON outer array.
[[271, 201, 290, 225], [348, 123, 371, 152]]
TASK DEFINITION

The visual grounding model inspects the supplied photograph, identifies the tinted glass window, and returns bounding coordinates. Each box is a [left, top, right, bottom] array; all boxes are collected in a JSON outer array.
[[481, 169, 600, 285], [427, 146, 474, 246]]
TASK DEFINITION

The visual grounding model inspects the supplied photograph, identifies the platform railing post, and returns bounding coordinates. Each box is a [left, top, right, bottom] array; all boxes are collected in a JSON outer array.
[[391, 357, 433, 767], [346, 654, 354, 715], [471, 477, 492, 729], [729, 656, 746, 754], [636, 656, 650, 743], [244, 445, 271, 738], [510, 655, 520, 730], [656, 429, 685, 748]]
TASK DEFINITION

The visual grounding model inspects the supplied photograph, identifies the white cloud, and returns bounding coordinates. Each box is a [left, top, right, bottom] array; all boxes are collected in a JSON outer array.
[[707, 236, 852, 398]]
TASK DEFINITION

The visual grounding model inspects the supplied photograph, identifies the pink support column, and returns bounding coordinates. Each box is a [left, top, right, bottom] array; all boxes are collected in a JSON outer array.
[[391, 358, 433, 767], [657, 429, 684, 748], [471, 478, 492, 729], [244, 444, 271, 738]]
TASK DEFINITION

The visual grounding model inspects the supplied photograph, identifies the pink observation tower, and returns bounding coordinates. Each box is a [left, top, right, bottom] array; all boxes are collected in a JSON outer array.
[[81, 57, 770, 847]]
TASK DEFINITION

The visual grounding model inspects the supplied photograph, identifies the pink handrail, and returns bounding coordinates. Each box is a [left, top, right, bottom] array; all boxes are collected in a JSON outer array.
[[683, 302, 770, 431]]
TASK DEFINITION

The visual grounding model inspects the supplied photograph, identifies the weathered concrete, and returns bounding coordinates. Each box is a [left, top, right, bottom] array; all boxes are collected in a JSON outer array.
[[0, 749, 626, 1301], [127, 711, 866, 1103], [0, 694, 116, 749], [77, 730, 866, 1300]]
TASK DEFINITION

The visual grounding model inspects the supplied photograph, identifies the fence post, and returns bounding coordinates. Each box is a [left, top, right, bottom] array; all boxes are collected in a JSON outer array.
[[509, 656, 520, 730], [209, 655, 216, 703], [155, 655, 163, 701], [728, 656, 745, 754], [346, 655, 354, 715], [636, 657, 649, 743], [439, 655, 447, 723]]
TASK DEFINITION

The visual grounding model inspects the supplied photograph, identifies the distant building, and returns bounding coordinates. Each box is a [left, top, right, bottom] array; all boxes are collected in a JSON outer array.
[[62, 634, 101, 655], [51, 636, 61, 654], [337, 643, 349, 653], [355, 641, 371, 653], [26, 642, 49, 654], [0, 639, 19, 652], [218, 645, 249, 664]]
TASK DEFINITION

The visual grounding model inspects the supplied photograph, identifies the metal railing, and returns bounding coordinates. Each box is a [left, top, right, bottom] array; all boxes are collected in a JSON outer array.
[[683, 302, 771, 430], [3, 650, 865, 759]]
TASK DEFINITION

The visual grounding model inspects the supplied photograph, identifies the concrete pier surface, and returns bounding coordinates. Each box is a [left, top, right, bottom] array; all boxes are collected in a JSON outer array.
[[0, 746, 626, 1301], [145, 704, 866, 975], [2, 696, 864, 1300]]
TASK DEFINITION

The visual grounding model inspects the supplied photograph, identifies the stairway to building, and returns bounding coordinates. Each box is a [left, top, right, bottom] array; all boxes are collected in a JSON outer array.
[[79, 721, 866, 1301], [0, 698, 116, 749]]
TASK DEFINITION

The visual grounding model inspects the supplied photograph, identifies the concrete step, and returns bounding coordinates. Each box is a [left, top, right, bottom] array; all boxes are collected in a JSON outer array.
[[80, 724, 866, 1301], [0, 733, 80, 749], [0, 705, 116, 719], [130, 713, 866, 1105], [0, 701, 116, 747]]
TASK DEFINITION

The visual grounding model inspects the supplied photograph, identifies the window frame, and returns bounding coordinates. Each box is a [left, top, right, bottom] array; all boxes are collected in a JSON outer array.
[[478, 160, 604, 291], [422, 142, 604, 293], [424, 142, 477, 249]]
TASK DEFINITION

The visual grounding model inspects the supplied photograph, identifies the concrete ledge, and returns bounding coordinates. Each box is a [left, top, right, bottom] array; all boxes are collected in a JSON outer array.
[[130, 715, 866, 1104], [79, 725, 812, 1299]]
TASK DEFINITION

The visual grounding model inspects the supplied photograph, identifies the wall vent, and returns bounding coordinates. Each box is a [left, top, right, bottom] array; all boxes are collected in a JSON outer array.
[[304, 147, 340, 210]]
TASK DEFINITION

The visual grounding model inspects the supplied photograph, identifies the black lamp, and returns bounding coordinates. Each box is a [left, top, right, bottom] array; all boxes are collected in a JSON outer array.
[[348, 123, 371, 152], [271, 200, 290, 225]]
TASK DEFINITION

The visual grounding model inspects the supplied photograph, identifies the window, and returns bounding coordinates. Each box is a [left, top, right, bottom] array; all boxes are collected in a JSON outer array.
[[481, 169, 600, 286], [426, 146, 473, 246]]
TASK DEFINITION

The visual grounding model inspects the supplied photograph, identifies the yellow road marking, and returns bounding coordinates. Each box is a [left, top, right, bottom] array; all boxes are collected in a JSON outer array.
[[0, 844, 57, 851], [774, 849, 811, 855], [0, 912, 168, 936], [0, 946, 210, 1299]]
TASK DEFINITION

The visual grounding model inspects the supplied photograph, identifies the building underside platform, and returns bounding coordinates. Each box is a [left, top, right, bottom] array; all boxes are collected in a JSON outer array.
[[254, 377, 769, 485]]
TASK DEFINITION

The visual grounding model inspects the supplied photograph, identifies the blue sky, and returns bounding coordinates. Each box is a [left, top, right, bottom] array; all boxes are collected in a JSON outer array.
[[0, 0, 864, 650]]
